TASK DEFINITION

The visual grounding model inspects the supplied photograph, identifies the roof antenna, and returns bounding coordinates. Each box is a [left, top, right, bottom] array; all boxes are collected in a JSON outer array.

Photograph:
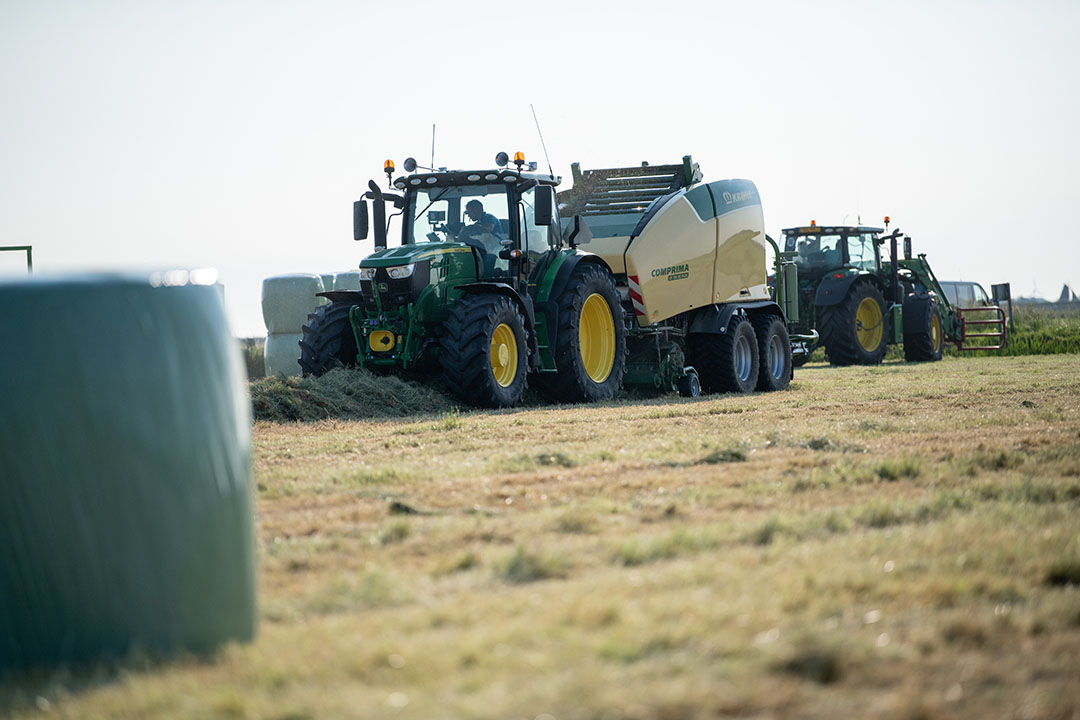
[[430, 123, 436, 171], [530, 104, 555, 180]]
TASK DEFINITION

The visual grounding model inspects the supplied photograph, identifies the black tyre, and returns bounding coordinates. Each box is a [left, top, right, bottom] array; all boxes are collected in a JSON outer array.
[[688, 314, 759, 394], [676, 370, 701, 398], [752, 313, 792, 392], [299, 301, 358, 376], [440, 294, 528, 408], [536, 264, 626, 403], [792, 353, 811, 368], [818, 280, 888, 366], [903, 292, 944, 362]]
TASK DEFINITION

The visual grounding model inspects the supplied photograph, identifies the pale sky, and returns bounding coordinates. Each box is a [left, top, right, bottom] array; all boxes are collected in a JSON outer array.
[[2, 0, 1077, 336]]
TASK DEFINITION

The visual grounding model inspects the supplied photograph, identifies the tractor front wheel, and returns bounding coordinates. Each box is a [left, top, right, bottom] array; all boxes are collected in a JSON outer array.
[[299, 301, 358, 376], [536, 264, 626, 403], [688, 314, 760, 394], [440, 294, 528, 408], [819, 280, 888, 366], [903, 293, 944, 362]]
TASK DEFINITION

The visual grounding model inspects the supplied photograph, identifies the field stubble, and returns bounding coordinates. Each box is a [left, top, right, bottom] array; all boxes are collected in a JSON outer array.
[[3, 355, 1080, 719]]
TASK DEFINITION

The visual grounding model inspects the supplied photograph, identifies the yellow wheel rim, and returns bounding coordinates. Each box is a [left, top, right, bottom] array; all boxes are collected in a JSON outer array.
[[579, 293, 616, 383], [855, 297, 884, 352], [931, 313, 942, 352], [490, 323, 518, 388]]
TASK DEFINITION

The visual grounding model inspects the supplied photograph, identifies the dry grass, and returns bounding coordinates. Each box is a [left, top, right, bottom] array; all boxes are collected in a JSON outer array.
[[3, 355, 1080, 719]]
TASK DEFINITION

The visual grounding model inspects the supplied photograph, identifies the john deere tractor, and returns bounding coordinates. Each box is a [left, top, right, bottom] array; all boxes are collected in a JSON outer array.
[[299, 152, 798, 407], [780, 219, 1005, 366]]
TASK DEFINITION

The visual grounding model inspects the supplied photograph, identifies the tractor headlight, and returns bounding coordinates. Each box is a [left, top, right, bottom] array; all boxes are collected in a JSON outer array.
[[387, 264, 415, 279], [358, 267, 376, 281]]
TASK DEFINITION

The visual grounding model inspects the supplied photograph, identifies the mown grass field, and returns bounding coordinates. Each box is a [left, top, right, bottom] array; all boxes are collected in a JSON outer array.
[[3, 354, 1080, 719]]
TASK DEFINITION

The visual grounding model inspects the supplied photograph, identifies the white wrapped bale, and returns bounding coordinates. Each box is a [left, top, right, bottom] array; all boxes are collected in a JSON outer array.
[[264, 332, 304, 377], [0, 274, 256, 671], [320, 273, 337, 296], [335, 269, 361, 291], [261, 274, 325, 334]]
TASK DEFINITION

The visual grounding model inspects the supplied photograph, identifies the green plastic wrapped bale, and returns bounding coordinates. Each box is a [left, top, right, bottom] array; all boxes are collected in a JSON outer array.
[[264, 332, 303, 377], [335, 270, 361, 291], [0, 274, 256, 673], [261, 274, 325, 334]]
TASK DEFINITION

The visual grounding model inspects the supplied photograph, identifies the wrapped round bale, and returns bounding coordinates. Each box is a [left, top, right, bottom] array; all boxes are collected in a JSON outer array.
[[335, 269, 361, 291], [0, 274, 256, 672], [264, 332, 304, 377], [261, 274, 325, 334], [320, 273, 337, 294]]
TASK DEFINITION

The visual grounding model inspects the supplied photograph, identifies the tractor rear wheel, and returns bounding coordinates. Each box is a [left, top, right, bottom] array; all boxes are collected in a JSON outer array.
[[440, 294, 528, 408], [299, 301, 358, 376], [689, 314, 759, 394], [752, 314, 792, 391], [903, 293, 944, 362], [819, 280, 888, 366], [536, 264, 626, 403]]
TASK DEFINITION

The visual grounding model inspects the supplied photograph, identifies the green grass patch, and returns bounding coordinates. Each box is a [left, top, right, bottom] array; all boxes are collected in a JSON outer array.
[[497, 547, 571, 583]]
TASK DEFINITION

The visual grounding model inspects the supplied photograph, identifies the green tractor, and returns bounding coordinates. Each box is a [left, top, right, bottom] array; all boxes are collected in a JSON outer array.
[[779, 218, 1006, 366], [300, 152, 796, 408]]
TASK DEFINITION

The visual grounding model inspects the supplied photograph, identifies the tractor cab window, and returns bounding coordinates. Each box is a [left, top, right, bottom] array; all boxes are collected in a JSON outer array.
[[790, 234, 843, 271], [405, 184, 510, 277], [518, 186, 554, 261], [846, 233, 878, 270]]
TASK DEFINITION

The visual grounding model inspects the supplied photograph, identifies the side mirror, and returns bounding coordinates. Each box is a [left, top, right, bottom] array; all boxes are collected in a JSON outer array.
[[534, 185, 555, 226], [903, 236, 912, 260], [567, 215, 593, 248], [354, 200, 369, 241]]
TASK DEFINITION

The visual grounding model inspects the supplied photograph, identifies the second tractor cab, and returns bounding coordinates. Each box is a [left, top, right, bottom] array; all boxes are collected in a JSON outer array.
[[781, 218, 1007, 367]]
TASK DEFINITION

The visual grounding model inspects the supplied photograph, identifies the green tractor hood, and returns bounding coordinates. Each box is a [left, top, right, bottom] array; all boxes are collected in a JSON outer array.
[[359, 242, 473, 268]]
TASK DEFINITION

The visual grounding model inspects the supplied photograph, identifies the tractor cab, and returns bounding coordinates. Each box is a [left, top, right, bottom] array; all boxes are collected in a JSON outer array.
[[782, 224, 884, 281]]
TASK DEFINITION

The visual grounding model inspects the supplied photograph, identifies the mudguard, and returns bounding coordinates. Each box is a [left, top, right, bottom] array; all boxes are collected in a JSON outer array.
[[688, 300, 781, 334], [813, 274, 861, 307], [317, 290, 365, 305], [533, 252, 613, 356]]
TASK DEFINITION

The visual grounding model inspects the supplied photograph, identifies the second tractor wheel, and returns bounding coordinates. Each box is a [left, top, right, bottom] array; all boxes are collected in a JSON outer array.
[[439, 294, 528, 408], [299, 301, 359, 377], [537, 264, 626, 403], [751, 314, 792, 392], [689, 314, 760, 394], [819, 280, 888, 366], [903, 292, 944, 362]]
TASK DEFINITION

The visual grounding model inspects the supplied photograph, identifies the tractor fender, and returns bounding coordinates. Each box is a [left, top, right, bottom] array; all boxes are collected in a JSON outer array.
[[546, 252, 614, 304], [688, 300, 781, 334], [814, 273, 884, 307], [533, 252, 614, 357], [317, 290, 365, 305], [458, 282, 539, 366]]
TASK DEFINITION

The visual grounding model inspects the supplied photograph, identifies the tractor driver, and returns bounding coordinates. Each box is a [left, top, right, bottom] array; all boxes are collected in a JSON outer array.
[[464, 200, 504, 242]]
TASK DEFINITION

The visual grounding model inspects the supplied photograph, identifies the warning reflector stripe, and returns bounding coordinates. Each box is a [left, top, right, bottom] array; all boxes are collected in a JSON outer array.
[[628, 275, 646, 317]]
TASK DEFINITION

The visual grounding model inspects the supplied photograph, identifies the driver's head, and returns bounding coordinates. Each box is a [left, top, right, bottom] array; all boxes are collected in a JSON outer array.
[[465, 200, 483, 221]]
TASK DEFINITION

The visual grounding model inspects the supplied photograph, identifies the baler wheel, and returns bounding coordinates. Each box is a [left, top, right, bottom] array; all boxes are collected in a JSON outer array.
[[677, 370, 701, 398], [299, 301, 359, 376], [903, 293, 944, 362], [751, 314, 793, 392], [535, 264, 626, 403], [689, 314, 760, 394], [440, 294, 527, 408], [819, 280, 888, 366]]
